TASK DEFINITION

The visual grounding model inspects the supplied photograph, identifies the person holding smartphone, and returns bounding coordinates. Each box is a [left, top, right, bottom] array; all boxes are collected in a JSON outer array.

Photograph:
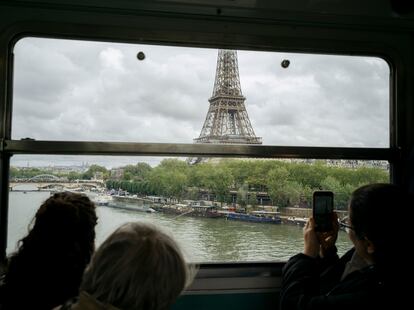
[[280, 183, 412, 309]]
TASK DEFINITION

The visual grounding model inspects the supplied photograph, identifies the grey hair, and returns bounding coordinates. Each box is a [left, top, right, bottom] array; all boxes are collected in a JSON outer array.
[[81, 222, 196, 310]]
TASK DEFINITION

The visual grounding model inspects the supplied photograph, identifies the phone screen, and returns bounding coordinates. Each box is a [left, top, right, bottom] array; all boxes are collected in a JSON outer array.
[[313, 192, 334, 232]]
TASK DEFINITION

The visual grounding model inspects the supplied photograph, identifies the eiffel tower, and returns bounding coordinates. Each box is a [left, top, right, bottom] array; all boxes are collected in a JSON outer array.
[[194, 50, 262, 145]]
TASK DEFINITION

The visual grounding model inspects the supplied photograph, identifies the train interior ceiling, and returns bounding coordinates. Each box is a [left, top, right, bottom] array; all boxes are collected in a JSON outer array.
[[1, 1, 414, 309]]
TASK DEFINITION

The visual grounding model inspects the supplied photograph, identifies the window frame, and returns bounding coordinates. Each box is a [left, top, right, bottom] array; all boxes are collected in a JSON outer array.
[[0, 5, 408, 263]]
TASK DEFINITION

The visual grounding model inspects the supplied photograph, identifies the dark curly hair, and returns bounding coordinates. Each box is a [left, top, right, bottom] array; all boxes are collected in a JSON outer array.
[[2, 192, 97, 310]]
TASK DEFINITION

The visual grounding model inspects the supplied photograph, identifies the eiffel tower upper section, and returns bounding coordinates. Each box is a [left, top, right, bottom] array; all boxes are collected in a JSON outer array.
[[194, 50, 262, 144]]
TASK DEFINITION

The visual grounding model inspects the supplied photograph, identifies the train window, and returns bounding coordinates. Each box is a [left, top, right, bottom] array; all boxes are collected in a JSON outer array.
[[8, 155, 389, 262], [12, 37, 390, 147]]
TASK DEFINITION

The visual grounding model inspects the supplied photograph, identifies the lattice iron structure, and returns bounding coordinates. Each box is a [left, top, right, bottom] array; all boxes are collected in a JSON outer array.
[[194, 50, 262, 144]]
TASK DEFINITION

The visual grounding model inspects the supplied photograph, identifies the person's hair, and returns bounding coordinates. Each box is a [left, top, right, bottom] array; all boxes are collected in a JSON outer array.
[[4, 191, 97, 309], [18, 191, 97, 260], [349, 183, 411, 270], [81, 222, 195, 310]]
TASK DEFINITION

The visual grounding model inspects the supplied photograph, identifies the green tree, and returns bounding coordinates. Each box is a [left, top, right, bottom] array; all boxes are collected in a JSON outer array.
[[10, 167, 46, 179], [237, 182, 249, 207], [147, 162, 189, 201], [266, 167, 289, 200], [123, 162, 152, 181], [67, 171, 82, 181], [284, 181, 303, 206], [267, 167, 303, 208], [205, 167, 234, 206], [188, 163, 211, 188], [82, 164, 109, 180]]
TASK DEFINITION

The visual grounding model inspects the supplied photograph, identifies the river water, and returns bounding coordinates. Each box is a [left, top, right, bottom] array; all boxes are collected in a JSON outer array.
[[7, 190, 352, 262]]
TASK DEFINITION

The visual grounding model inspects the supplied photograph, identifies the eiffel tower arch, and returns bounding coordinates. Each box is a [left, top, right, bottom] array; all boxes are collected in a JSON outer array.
[[194, 50, 262, 145]]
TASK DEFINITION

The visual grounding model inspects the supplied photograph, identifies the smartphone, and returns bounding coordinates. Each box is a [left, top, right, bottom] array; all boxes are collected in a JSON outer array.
[[313, 191, 334, 232]]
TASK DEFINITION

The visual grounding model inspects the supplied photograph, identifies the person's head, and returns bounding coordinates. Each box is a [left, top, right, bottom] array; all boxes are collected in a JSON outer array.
[[5, 192, 97, 309], [347, 183, 411, 267], [81, 222, 194, 310], [17, 191, 97, 263]]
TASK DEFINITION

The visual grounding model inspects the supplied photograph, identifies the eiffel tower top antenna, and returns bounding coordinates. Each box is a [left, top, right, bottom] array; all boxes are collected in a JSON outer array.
[[194, 50, 262, 144]]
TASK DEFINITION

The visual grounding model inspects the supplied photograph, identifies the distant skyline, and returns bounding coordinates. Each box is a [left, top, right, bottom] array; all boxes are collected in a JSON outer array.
[[11, 155, 175, 169], [11, 37, 390, 168]]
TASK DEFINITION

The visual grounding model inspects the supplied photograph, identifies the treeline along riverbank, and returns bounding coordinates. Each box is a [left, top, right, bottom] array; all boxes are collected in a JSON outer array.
[[11, 158, 388, 210]]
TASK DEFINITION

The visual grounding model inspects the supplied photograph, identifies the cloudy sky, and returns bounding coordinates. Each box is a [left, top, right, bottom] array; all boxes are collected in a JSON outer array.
[[11, 37, 389, 168]]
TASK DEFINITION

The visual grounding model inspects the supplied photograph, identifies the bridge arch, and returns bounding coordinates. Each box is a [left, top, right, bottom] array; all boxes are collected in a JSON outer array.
[[30, 174, 61, 181]]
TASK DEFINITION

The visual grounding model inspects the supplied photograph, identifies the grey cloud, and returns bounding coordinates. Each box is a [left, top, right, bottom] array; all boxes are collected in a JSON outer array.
[[12, 38, 389, 151]]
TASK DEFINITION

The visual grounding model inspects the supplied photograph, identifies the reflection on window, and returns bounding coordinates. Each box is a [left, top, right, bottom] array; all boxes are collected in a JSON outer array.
[[8, 155, 388, 262], [13, 38, 389, 147]]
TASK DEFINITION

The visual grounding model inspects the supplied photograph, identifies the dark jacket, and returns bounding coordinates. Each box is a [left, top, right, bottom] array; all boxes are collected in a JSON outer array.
[[58, 291, 120, 310], [280, 249, 388, 310], [1, 254, 84, 310]]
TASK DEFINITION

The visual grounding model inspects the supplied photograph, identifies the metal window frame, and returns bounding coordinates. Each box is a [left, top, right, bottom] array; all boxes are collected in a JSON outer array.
[[0, 3, 409, 263]]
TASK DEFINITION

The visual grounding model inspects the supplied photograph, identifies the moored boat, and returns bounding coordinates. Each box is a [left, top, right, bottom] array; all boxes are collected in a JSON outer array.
[[159, 201, 222, 218], [286, 216, 308, 226], [189, 205, 221, 218], [226, 211, 282, 224], [106, 203, 156, 213], [93, 195, 113, 206]]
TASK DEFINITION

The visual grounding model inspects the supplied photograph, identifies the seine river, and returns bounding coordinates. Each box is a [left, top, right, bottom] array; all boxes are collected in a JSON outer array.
[[7, 190, 352, 262]]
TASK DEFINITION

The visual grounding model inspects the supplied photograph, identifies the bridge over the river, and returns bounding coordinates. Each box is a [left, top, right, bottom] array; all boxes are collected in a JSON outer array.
[[9, 175, 104, 192]]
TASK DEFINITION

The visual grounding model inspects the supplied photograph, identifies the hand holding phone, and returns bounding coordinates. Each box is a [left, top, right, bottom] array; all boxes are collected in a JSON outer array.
[[313, 191, 334, 232]]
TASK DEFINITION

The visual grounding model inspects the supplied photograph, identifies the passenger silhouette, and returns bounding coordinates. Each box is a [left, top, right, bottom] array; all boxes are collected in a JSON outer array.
[[280, 183, 412, 309], [58, 222, 195, 310], [1, 192, 97, 310]]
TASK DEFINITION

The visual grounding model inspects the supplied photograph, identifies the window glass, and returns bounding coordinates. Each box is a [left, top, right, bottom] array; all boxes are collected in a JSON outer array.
[[8, 155, 389, 262], [12, 37, 390, 147]]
